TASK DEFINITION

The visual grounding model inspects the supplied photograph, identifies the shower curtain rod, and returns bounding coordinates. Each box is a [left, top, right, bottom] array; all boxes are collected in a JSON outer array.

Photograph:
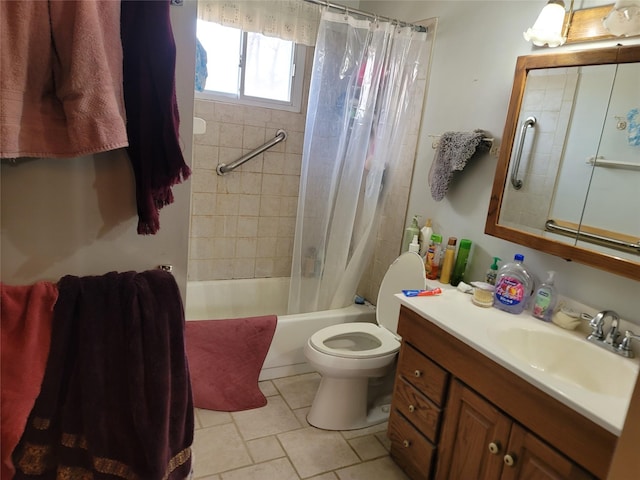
[[302, 0, 427, 32]]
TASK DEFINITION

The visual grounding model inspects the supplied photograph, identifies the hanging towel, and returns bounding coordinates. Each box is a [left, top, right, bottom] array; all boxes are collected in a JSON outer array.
[[1, 282, 58, 480], [428, 130, 490, 201], [12, 270, 193, 480], [0, 0, 128, 158], [121, 1, 191, 235]]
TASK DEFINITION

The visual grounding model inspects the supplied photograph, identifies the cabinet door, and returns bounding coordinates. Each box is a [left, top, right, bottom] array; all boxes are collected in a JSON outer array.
[[436, 380, 511, 480], [501, 424, 593, 480]]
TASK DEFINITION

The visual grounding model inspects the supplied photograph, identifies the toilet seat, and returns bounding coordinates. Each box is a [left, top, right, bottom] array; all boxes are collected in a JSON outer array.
[[309, 322, 400, 359], [307, 252, 426, 360]]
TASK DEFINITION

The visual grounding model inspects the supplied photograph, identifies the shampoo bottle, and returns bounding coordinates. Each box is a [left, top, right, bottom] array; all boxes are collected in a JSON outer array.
[[450, 239, 472, 286], [402, 215, 420, 253], [439, 237, 457, 284], [532, 271, 558, 322], [419, 219, 433, 257], [425, 233, 443, 280]]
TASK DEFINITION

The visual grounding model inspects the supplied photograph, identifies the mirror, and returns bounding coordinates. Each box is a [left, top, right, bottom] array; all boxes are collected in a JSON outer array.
[[486, 44, 640, 281]]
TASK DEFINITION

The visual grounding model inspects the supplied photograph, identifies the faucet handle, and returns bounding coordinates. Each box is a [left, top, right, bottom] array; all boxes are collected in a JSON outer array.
[[617, 330, 640, 358], [583, 312, 605, 341]]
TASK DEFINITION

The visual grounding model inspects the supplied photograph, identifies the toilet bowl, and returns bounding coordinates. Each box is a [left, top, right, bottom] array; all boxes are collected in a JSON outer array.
[[304, 252, 426, 430]]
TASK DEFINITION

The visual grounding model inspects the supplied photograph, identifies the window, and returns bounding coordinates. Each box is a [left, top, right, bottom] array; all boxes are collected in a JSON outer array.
[[196, 20, 306, 112]]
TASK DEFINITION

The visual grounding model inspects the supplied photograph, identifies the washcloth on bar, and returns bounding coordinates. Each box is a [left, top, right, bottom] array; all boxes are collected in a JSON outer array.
[[428, 130, 490, 201], [12, 270, 193, 480], [121, 1, 191, 235], [0, 0, 128, 158], [1, 282, 58, 479]]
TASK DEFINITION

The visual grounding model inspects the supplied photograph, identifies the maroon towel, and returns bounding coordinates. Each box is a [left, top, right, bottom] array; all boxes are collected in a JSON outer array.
[[12, 270, 193, 479], [121, 1, 191, 235]]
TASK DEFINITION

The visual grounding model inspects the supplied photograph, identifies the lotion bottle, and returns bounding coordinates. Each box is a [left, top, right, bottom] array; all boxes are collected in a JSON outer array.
[[419, 219, 433, 257], [485, 257, 501, 285], [402, 215, 420, 253]]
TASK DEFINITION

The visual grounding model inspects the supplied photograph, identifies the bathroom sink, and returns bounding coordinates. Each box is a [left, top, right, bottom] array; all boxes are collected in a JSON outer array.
[[494, 327, 638, 399]]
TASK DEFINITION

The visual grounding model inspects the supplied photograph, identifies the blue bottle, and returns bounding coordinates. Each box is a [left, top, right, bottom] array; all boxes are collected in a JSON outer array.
[[493, 254, 534, 314]]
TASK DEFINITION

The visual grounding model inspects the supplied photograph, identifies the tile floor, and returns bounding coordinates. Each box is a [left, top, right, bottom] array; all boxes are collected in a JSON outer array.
[[192, 372, 409, 480]]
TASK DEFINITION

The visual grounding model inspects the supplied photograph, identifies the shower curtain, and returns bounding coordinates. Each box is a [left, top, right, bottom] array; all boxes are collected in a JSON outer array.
[[288, 10, 428, 314]]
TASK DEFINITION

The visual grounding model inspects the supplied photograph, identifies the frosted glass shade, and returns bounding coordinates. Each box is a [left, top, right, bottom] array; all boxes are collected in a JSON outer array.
[[523, 1, 567, 47], [602, 0, 640, 37]]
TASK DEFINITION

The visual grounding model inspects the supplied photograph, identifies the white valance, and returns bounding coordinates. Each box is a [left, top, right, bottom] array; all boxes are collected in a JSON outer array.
[[197, 1, 322, 46]]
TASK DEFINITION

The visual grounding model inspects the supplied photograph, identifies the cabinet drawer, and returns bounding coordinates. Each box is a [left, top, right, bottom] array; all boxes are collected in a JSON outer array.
[[388, 409, 435, 480], [394, 377, 442, 442], [398, 343, 449, 405]]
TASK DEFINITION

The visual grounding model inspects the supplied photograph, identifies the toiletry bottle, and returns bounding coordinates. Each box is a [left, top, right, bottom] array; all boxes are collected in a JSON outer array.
[[439, 237, 457, 284], [532, 271, 557, 322], [493, 254, 534, 315], [408, 235, 420, 254], [402, 215, 420, 253], [419, 218, 433, 257], [425, 233, 443, 280], [485, 257, 501, 285], [450, 239, 472, 286]]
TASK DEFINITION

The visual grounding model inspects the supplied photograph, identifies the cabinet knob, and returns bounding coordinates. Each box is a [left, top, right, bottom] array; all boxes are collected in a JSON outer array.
[[414, 370, 422, 378], [503, 454, 516, 467], [408, 404, 415, 413], [488, 442, 501, 455], [403, 439, 411, 448]]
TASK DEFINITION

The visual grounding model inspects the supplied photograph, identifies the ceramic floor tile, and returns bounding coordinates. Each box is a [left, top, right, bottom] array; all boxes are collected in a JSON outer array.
[[374, 432, 391, 452], [307, 473, 339, 480], [273, 373, 321, 409], [340, 421, 388, 440], [232, 395, 302, 440], [196, 408, 233, 429], [278, 427, 360, 478], [220, 458, 299, 480], [347, 435, 388, 461], [245, 435, 285, 463], [192, 423, 252, 477], [258, 380, 279, 397], [335, 457, 410, 480], [293, 406, 311, 426]]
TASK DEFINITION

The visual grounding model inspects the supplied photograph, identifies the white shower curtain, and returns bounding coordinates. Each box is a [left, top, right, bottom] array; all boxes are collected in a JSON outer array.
[[288, 10, 428, 314]]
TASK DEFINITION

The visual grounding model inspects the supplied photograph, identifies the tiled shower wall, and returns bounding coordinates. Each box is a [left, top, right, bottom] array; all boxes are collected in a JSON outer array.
[[187, 46, 426, 306]]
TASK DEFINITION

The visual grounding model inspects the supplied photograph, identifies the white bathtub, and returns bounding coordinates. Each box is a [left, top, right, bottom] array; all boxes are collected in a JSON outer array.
[[185, 278, 376, 380]]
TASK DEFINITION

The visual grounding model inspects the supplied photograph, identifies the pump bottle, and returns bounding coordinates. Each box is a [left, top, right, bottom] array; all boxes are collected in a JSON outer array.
[[402, 215, 420, 253]]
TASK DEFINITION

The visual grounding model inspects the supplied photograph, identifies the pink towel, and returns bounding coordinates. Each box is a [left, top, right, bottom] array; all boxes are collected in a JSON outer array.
[[1, 281, 58, 479], [0, 0, 128, 159]]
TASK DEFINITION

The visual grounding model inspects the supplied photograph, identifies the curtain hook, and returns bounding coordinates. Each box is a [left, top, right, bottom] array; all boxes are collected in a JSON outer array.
[[344, 7, 349, 21]]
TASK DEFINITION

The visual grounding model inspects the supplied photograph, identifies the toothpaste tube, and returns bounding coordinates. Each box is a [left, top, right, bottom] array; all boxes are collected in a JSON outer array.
[[402, 288, 442, 297]]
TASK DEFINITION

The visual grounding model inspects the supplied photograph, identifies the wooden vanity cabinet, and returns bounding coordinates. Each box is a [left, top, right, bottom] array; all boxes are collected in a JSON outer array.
[[388, 306, 617, 480]]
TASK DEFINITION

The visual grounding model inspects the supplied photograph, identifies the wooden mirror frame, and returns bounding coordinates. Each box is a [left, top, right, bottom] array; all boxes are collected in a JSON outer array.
[[485, 44, 640, 281]]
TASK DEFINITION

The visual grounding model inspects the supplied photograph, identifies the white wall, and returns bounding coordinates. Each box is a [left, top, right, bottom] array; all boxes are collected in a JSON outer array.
[[0, 2, 197, 301], [360, 0, 640, 323]]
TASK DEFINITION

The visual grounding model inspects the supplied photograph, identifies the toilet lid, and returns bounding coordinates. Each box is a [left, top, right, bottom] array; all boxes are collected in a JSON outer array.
[[309, 322, 401, 358], [376, 251, 426, 335]]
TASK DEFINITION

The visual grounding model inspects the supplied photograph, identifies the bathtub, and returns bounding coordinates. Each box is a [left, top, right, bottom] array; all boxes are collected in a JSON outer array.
[[185, 278, 376, 380]]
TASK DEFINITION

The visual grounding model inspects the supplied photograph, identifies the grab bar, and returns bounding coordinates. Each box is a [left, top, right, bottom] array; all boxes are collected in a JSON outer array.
[[545, 219, 640, 254], [510, 116, 536, 190], [216, 129, 287, 175]]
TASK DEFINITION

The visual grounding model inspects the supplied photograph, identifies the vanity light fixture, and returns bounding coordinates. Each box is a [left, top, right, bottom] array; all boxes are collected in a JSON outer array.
[[524, 0, 574, 47], [602, 0, 640, 37]]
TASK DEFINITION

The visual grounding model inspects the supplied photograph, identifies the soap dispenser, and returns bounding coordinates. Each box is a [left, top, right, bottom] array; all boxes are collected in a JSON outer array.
[[485, 257, 501, 285], [532, 271, 558, 322], [402, 215, 420, 253]]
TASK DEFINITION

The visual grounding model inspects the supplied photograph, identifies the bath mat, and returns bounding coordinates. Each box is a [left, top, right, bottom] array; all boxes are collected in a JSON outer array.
[[185, 315, 277, 412]]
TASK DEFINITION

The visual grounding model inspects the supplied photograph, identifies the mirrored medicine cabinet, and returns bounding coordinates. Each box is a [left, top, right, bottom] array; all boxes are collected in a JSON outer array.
[[486, 44, 640, 281]]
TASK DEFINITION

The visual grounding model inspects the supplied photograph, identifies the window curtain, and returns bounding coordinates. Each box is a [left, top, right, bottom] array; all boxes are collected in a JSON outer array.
[[197, 0, 321, 46], [288, 10, 428, 314]]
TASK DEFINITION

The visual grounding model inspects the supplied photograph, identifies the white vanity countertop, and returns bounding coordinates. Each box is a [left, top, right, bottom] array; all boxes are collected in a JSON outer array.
[[396, 286, 640, 436]]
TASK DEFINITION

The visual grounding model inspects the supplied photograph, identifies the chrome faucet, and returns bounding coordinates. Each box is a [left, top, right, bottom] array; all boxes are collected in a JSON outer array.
[[585, 310, 626, 355]]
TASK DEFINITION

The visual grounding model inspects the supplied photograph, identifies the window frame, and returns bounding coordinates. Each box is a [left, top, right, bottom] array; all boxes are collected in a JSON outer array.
[[195, 25, 306, 113]]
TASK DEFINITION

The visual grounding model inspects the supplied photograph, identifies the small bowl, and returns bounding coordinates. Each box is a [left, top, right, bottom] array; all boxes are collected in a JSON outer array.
[[470, 281, 495, 308]]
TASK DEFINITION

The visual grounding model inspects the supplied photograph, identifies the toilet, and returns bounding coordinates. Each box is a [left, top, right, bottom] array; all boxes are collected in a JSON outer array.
[[304, 252, 426, 430]]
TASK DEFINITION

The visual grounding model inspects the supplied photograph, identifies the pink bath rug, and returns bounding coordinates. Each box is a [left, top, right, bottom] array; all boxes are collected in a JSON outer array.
[[185, 315, 277, 412]]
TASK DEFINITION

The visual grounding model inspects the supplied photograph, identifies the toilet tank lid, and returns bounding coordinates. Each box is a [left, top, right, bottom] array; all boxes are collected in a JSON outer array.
[[376, 252, 426, 334]]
